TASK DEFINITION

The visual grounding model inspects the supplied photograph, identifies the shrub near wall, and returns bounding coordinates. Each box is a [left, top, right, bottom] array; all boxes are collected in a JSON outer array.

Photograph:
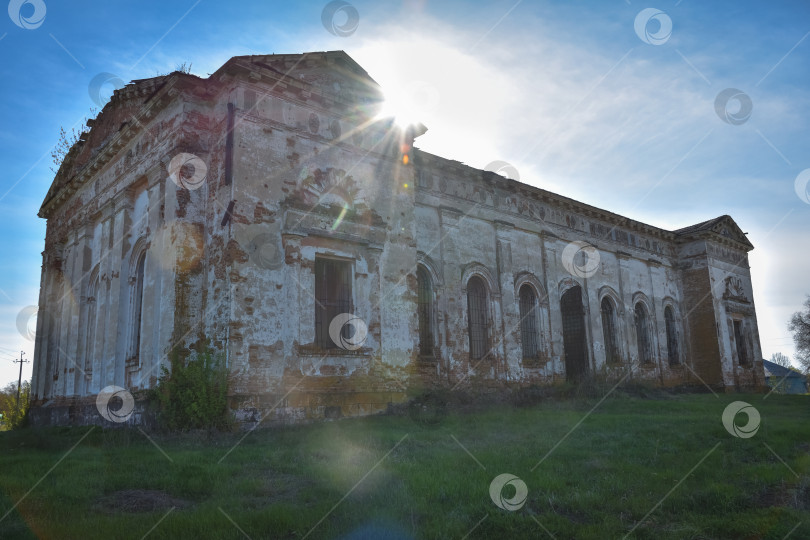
[[148, 343, 232, 431]]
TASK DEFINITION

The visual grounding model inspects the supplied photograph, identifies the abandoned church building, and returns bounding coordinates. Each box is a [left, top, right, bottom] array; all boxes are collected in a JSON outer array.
[[29, 51, 765, 425]]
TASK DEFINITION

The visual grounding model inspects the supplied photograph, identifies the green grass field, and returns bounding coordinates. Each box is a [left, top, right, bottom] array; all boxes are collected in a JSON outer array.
[[0, 392, 808, 539]]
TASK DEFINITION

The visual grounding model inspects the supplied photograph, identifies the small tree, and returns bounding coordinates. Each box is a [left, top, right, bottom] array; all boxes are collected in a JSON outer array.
[[0, 380, 30, 430], [788, 296, 810, 374], [50, 109, 97, 174], [770, 352, 792, 368]]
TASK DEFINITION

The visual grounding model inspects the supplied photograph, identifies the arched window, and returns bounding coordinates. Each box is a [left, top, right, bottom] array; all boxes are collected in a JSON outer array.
[[664, 306, 680, 365], [416, 266, 434, 356], [467, 276, 490, 360], [518, 285, 539, 360], [129, 251, 146, 363], [601, 297, 620, 364], [634, 302, 653, 364], [85, 274, 100, 376]]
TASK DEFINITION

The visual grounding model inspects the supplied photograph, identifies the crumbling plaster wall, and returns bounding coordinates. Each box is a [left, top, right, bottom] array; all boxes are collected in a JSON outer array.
[[31, 56, 766, 427], [222, 81, 417, 422], [413, 154, 699, 389], [675, 237, 763, 390], [705, 243, 764, 389], [32, 92, 213, 404]]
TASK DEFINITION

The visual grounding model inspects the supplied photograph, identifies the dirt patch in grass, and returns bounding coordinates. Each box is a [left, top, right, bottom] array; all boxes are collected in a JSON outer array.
[[94, 489, 192, 514], [240, 471, 318, 509], [756, 481, 809, 510]]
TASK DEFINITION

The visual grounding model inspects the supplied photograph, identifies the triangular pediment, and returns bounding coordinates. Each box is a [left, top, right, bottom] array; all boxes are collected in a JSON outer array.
[[674, 215, 753, 250], [709, 216, 750, 245]]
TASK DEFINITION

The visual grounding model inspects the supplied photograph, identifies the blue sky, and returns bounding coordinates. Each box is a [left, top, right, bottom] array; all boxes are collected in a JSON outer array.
[[0, 0, 808, 386]]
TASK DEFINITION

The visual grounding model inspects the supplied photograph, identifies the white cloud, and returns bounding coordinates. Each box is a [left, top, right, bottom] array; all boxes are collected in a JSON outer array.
[[344, 13, 810, 365]]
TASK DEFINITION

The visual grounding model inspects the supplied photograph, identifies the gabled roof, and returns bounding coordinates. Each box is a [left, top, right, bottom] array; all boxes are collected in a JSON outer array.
[[37, 48, 758, 259], [39, 51, 382, 219], [673, 214, 754, 251], [40, 74, 177, 217], [763, 359, 806, 379]]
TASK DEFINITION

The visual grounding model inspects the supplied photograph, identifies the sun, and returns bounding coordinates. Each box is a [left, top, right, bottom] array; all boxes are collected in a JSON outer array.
[[376, 86, 425, 128]]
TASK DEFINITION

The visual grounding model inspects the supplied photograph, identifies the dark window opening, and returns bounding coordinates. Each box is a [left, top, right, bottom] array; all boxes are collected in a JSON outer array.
[[417, 266, 434, 356], [601, 297, 620, 364], [561, 286, 588, 382], [467, 276, 490, 360], [733, 319, 749, 366], [315, 258, 353, 349], [634, 302, 653, 364], [664, 306, 680, 365], [130, 252, 146, 363], [519, 285, 540, 360]]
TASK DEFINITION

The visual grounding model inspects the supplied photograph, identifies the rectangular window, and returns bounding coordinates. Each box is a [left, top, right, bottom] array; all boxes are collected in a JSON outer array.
[[315, 258, 353, 349], [733, 319, 749, 365], [417, 267, 434, 356]]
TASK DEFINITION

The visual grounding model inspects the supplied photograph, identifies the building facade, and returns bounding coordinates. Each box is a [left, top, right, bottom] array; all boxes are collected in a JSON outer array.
[[31, 51, 765, 425]]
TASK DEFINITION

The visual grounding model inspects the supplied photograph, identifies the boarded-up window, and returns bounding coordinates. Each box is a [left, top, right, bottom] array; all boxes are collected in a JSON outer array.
[[417, 266, 434, 356], [601, 297, 620, 364], [519, 285, 539, 360], [467, 276, 490, 360], [315, 258, 352, 349], [664, 306, 680, 365]]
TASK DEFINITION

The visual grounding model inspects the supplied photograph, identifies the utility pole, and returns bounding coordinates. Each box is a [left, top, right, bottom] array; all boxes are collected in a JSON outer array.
[[13, 351, 29, 408]]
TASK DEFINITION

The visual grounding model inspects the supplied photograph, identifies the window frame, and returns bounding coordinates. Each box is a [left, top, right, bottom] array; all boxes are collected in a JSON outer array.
[[732, 318, 750, 366], [466, 276, 491, 360], [664, 305, 680, 366], [128, 250, 147, 365], [600, 296, 621, 365], [416, 265, 435, 357], [518, 284, 541, 361], [634, 301, 654, 365], [314, 256, 354, 350]]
